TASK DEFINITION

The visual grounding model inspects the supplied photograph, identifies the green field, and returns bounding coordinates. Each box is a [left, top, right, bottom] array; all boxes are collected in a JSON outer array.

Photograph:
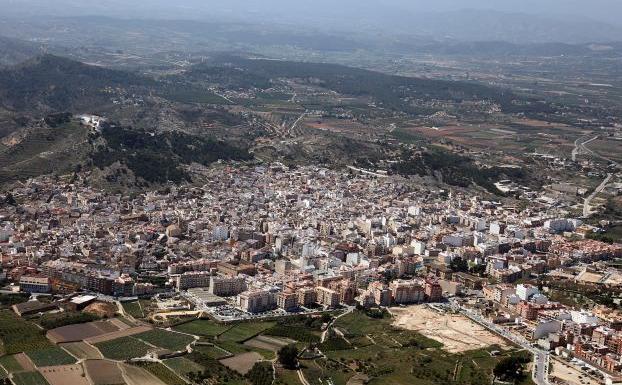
[[163, 357, 204, 380], [218, 321, 276, 343], [135, 329, 195, 351], [133, 362, 186, 385], [173, 319, 231, 337], [0, 354, 24, 373], [94, 336, 153, 360], [26, 346, 77, 367], [0, 365, 6, 380], [192, 344, 231, 359], [0, 310, 52, 355], [122, 301, 144, 318], [11, 371, 51, 385]]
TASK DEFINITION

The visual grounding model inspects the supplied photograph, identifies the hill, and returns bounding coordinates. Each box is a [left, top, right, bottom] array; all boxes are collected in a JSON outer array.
[[0, 54, 154, 112]]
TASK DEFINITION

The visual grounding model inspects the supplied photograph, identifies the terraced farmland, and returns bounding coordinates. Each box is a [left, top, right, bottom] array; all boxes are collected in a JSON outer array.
[[135, 329, 195, 351], [26, 346, 76, 367], [94, 336, 152, 360]]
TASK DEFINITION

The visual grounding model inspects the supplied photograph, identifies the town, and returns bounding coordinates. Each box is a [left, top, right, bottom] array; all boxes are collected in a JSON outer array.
[[0, 162, 621, 385]]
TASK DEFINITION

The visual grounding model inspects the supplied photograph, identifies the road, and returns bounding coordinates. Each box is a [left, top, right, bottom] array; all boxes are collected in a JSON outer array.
[[583, 173, 613, 217], [346, 166, 389, 178], [451, 303, 550, 385], [572, 135, 599, 162]]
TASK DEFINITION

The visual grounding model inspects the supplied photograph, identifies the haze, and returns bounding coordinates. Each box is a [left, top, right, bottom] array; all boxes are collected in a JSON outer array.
[[1, 0, 622, 43]]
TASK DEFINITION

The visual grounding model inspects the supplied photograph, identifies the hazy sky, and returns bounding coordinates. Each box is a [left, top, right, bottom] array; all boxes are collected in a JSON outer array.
[[1, 0, 621, 24], [1, 0, 621, 43]]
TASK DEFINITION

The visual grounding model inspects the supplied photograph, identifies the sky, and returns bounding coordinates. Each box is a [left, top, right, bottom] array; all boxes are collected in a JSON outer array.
[[1, 0, 620, 24], [1, 0, 621, 43]]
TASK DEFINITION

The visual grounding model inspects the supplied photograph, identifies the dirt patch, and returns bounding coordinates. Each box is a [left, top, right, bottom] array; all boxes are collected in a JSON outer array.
[[219, 352, 263, 375], [391, 305, 509, 353], [60, 342, 103, 360], [47, 320, 123, 343], [85, 325, 153, 344], [39, 364, 90, 385], [119, 363, 167, 385], [84, 359, 125, 385], [550, 360, 600, 385], [244, 335, 293, 352], [84, 302, 118, 318], [13, 353, 36, 372]]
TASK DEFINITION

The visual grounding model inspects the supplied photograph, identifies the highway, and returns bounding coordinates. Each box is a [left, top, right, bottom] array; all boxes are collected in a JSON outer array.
[[450, 302, 550, 385]]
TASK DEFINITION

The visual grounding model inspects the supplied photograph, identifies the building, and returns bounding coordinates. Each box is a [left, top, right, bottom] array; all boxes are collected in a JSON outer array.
[[19, 276, 50, 293], [298, 287, 317, 307], [316, 286, 340, 308], [209, 276, 246, 297], [175, 271, 211, 291], [389, 280, 425, 304], [425, 279, 443, 302], [238, 290, 277, 313], [277, 291, 299, 311]]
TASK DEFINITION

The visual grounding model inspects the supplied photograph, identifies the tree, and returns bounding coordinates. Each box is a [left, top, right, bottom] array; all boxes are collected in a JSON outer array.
[[278, 344, 299, 369], [449, 257, 468, 273], [493, 357, 525, 383]]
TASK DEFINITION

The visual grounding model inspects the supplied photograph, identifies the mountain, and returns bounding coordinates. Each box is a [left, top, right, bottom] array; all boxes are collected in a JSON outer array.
[[0, 36, 43, 67], [0, 55, 153, 112]]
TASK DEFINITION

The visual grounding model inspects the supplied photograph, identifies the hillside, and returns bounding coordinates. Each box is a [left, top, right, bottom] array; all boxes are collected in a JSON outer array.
[[203, 56, 551, 116], [0, 54, 153, 112]]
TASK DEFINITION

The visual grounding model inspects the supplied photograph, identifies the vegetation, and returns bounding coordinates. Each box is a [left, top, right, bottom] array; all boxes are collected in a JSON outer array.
[[94, 336, 152, 360], [135, 329, 195, 351], [121, 301, 145, 318], [163, 357, 204, 380], [0, 310, 51, 355], [91, 125, 252, 184], [0, 294, 29, 309], [133, 362, 186, 385], [218, 321, 276, 343], [10, 371, 51, 385], [493, 356, 530, 384], [37, 311, 100, 330], [173, 319, 231, 337], [391, 147, 528, 194], [278, 345, 299, 369], [26, 346, 76, 367], [185, 350, 246, 384], [211, 57, 548, 116], [264, 317, 322, 343], [247, 362, 274, 385]]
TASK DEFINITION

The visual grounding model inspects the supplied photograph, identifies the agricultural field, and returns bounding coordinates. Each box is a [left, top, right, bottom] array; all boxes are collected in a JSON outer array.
[[60, 342, 104, 360], [39, 364, 91, 385], [11, 371, 51, 385], [192, 344, 232, 359], [0, 354, 25, 373], [84, 360, 125, 385], [122, 301, 145, 319], [94, 336, 153, 360], [134, 329, 195, 351], [0, 310, 51, 355], [132, 362, 186, 385], [163, 357, 204, 380], [219, 352, 263, 375], [173, 319, 231, 337], [26, 346, 76, 367], [218, 321, 276, 343]]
